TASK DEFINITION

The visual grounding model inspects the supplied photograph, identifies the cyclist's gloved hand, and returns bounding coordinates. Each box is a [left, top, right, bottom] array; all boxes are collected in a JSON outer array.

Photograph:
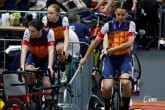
[[79, 58, 87, 67], [17, 67, 24, 71], [63, 51, 69, 59], [90, 7, 97, 12], [99, 53, 106, 60], [47, 68, 54, 78]]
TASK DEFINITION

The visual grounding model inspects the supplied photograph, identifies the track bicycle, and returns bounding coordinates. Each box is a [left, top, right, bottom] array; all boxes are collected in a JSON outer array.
[[34, 52, 74, 110], [108, 67, 135, 110], [34, 80, 73, 110], [2, 69, 51, 110], [130, 46, 141, 95], [2, 58, 74, 110]]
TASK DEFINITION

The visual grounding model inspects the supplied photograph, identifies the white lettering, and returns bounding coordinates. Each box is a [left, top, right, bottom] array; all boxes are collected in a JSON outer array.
[[143, 96, 158, 103]]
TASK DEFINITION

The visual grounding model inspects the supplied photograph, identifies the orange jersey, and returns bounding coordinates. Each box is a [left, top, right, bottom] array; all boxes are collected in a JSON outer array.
[[98, 20, 136, 55], [23, 29, 55, 58], [42, 15, 69, 41]]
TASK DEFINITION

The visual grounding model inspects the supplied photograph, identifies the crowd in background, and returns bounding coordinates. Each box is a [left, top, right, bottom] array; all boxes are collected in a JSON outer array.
[[0, 0, 165, 50]]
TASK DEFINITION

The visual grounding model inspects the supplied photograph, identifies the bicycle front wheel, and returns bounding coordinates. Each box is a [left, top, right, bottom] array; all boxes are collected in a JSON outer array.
[[2, 98, 26, 110], [114, 91, 121, 110], [111, 86, 121, 110], [132, 53, 141, 80]]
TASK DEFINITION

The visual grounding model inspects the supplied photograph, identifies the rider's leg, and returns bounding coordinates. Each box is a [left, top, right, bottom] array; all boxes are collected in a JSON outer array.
[[72, 0, 87, 8], [56, 42, 67, 83], [120, 54, 132, 110], [25, 65, 36, 85], [25, 65, 36, 93], [102, 79, 113, 110], [56, 42, 66, 71], [42, 77, 52, 100], [25, 52, 37, 86], [121, 73, 131, 110], [102, 55, 114, 110]]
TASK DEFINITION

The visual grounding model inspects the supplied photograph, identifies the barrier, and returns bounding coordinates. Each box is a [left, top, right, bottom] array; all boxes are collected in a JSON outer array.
[[63, 54, 93, 110], [0, 38, 22, 69]]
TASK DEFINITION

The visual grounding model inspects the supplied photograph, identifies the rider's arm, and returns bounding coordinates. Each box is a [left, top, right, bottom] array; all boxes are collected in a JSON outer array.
[[20, 29, 30, 70], [84, 37, 102, 61], [107, 37, 135, 55], [47, 29, 55, 69], [107, 21, 136, 55], [103, 33, 109, 53], [132, 0, 138, 11], [84, 22, 109, 61], [20, 44, 28, 70], [79, 22, 109, 66], [95, 0, 105, 10], [104, 0, 114, 11], [62, 16, 69, 52]]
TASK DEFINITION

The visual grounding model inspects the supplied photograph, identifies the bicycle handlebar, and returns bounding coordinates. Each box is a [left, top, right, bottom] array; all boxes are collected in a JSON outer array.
[[34, 83, 74, 97], [16, 68, 51, 82], [94, 12, 106, 17]]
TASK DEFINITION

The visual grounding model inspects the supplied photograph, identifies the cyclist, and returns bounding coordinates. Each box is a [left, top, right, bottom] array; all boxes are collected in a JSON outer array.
[[79, 2, 136, 110], [19, 19, 55, 107], [42, 4, 69, 83]]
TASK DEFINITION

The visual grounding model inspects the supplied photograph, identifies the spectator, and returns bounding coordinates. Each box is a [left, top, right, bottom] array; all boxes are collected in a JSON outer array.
[[135, 0, 161, 50], [68, 12, 91, 57], [0, 0, 5, 9], [0, 0, 29, 10], [46, 0, 86, 11], [93, 0, 137, 15]]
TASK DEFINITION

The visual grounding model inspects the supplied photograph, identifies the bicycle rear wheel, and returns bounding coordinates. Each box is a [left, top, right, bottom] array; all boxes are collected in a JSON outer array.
[[2, 98, 26, 110], [132, 53, 141, 80]]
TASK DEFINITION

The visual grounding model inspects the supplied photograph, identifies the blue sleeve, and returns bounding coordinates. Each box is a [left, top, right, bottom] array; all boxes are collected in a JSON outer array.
[[83, 24, 91, 37]]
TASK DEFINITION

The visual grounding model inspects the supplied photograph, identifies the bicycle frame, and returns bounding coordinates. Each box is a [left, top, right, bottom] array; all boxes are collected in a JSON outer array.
[[2, 69, 50, 110], [32, 52, 74, 110], [106, 70, 134, 110]]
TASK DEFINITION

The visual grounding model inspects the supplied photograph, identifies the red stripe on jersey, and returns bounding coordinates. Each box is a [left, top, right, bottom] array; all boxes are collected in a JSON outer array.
[[48, 41, 55, 46], [128, 32, 136, 37], [43, 26, 49, 28], [63, 26, 69, 30], [98, 32, 104, 38], [23, 40, 29, 45]]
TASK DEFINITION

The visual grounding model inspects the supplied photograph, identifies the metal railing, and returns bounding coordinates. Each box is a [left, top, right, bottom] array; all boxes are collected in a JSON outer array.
[[158, 3, 165, 50], [63, 54, 93, 110], [0, 10, 66, 19], [0, 38, 22, 69]]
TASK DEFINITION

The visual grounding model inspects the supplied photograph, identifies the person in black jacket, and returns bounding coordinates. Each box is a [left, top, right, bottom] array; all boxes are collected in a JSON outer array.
[[135, 0, 161, 50]]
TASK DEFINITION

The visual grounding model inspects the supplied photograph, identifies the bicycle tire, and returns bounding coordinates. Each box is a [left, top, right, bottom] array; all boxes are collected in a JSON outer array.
[[92, 70, 101, 90], [2, 98, 26, 110], [114, 91, 120, 110], [34, 96, 42, 110], [132, 53, 141, 80], [111, 84, 121, 110], [114, 88, 121, 110]]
